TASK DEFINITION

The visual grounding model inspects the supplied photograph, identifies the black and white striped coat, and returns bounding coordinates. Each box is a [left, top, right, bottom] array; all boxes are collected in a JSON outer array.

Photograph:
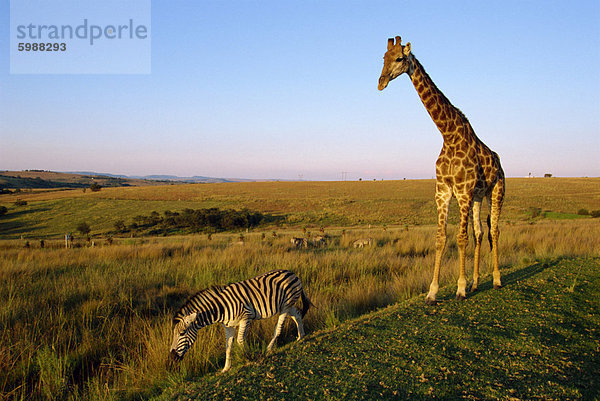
[[169, 269, 311, 371]]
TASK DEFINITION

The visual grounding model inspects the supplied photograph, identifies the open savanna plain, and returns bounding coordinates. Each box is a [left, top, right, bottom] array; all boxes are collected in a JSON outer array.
[[0, 178, 599, 400]]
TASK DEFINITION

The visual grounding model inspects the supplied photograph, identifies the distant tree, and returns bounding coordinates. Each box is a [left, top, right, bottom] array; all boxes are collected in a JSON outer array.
[[577, 209, 589, 216], [89, 183, 102, 192], [0, 206, 7, 216], [76, 222, 91, 236], [114, 219, 126, 233], [591, 210, 600, 218]]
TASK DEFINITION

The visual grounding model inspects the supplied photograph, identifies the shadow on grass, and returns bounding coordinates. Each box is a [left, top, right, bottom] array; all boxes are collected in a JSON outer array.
[[465, 258, 562, 300], [0, 206, 51, 238]]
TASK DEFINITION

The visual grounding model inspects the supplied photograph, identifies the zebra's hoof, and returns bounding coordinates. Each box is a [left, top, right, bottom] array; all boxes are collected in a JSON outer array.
[[425, 298, 437, 306]]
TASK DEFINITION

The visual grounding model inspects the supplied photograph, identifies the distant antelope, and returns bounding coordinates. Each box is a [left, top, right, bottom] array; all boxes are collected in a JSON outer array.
[[353, 238, 374, 248], [312, 236, 327, 247]]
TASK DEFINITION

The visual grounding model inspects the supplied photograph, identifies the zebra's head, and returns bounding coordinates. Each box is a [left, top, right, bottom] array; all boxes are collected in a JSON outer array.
[[169, 312, 199, 362]]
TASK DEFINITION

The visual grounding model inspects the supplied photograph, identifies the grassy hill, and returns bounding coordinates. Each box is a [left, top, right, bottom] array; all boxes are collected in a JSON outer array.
[[157, 257, 600, 401], [0, 170, 171, 190]]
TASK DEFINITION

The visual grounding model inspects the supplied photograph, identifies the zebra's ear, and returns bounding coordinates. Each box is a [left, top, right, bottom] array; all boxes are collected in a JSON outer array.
[[182, 312, 197, 328]]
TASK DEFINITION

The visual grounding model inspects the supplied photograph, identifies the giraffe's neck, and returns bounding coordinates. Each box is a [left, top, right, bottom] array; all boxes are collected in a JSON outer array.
[[408, 56, 469, 142]]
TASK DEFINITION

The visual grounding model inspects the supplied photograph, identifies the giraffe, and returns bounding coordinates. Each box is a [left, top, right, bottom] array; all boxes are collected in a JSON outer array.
[[378, 36, 505, 304]]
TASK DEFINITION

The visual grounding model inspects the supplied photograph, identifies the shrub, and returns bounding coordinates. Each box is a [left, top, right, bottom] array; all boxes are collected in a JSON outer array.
[[591, 210, 600, 218], [89, 183, 102, 192], [0, 206, 7, 216], [529, 207, 542, 218], [14, 199, 27, 206], [577, 209, 589, 216], [114, 219, 127, 233], [76, 222, 91, 236]]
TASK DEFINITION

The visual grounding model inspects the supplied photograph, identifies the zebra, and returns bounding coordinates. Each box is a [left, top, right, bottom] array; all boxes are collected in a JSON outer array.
[[169, 269, 311, 372]]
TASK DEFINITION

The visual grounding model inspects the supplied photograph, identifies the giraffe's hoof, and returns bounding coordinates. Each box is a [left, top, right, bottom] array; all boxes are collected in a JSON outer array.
[[469, 286, 478, 293], [493, 284, 502, 290], [425, 298, 437, 306], [455, 294, 466, 301]]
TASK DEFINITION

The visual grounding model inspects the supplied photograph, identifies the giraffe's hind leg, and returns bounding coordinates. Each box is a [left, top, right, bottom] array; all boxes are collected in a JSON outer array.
[[455, 193, 473, 301], [470, 198, 484, 292], [490, 179, 505, 289]]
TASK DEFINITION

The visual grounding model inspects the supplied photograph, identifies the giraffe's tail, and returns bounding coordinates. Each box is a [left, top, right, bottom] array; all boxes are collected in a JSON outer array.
[[487, 215, 493, 250]]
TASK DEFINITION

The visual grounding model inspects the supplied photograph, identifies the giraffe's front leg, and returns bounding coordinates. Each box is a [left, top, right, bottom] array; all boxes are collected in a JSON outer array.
[[426, 183, 452, 305]]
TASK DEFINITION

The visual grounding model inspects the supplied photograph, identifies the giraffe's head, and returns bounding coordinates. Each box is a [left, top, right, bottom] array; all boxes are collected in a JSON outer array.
[[378, 36, 412, 91]]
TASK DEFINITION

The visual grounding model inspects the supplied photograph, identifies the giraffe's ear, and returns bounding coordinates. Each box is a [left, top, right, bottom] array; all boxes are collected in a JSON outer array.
[[403, 42, 411, 56], [387, 38, 394, 50]]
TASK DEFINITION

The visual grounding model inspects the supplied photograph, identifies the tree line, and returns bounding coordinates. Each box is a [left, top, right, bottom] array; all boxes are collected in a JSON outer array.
[[113, 208, 267, 235]]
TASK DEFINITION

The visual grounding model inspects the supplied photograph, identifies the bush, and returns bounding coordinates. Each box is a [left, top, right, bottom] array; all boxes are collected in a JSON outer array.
[[591, 210, 600, 218], [114, 219, 126, 233], [14, 199, 27, 206], [76, 222, 91, 236], [89, 183, 102, 192], [577, 209, 590, 216], [529, 207, 542, 218], [0, 206, 7, 216]]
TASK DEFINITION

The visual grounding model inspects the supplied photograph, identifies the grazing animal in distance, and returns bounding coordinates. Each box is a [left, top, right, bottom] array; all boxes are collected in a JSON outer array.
[[353, 238, 373, 248], [378, 36, 505, 304], [290, 237, 308, 248], [312, 235, 327, 247], [170, 270, 311, 372]]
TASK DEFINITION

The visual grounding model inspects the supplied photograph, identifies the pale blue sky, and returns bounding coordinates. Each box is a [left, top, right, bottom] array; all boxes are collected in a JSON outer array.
[[1, 0, 599, 180]]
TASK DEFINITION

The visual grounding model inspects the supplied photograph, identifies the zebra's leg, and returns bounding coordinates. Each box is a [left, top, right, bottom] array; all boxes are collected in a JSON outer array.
[[288, 307, 305, 341], [223, 325, 235, 372], [236, 318, 251, 347], [267, 313, 289, 352]]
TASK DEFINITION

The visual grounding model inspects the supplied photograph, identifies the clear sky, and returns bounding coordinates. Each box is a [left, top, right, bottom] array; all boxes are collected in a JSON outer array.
[[1, 0, 599, 180]]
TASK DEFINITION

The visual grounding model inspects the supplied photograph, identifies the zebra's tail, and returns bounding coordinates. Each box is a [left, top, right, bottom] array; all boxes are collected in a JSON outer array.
[[300, 289, 313, 318]]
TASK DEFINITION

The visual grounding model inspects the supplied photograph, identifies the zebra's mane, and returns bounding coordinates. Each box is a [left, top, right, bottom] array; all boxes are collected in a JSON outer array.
[[172, 285, 224, 324]]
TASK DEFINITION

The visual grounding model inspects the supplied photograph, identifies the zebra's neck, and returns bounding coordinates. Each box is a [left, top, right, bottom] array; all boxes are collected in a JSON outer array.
[[174, 286, 225, 324]]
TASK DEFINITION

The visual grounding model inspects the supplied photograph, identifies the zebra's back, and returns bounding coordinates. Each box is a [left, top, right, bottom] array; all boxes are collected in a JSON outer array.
[[223, 270, 303, 322]]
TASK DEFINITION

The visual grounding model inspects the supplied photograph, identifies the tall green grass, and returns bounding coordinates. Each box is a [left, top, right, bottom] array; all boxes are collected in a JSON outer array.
[[1, 219, 598, 400]]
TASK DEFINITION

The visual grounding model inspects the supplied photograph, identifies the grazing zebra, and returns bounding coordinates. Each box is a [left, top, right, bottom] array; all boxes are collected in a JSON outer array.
[[169, 269, 311, 372], [353, 238, 374, 248]]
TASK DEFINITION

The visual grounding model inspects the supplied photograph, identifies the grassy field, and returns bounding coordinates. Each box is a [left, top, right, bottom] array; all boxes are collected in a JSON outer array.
[[158, 256, 600, 401], [1, 178, 599, 239], [0, 178, 599, 400]]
